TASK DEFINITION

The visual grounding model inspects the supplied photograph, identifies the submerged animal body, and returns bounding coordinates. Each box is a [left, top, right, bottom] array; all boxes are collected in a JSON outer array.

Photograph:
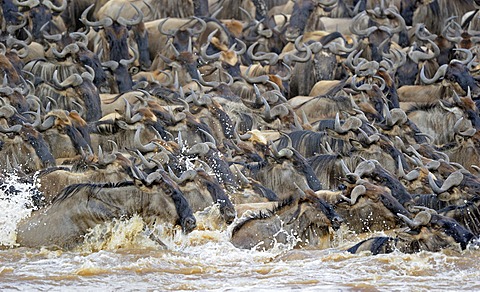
[[231, 190, 342, 250], [348, 211, 476, 254]]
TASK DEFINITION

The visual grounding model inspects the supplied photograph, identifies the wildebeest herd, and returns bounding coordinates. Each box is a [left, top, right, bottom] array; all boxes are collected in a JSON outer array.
[[1, 0, 480, 254]]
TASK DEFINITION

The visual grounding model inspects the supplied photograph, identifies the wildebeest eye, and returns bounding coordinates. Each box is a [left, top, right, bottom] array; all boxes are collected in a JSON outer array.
[[338, 184, 347, 191]]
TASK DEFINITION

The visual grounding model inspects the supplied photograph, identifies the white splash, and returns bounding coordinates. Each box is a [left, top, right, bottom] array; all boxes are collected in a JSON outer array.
[[0, 171, 39, 247]]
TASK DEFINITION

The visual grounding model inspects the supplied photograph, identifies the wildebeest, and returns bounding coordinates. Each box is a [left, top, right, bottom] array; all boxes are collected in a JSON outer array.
[[16, 169, 197, 249], [348, 209, 476, 254], [334, 177, 411, 233], [230, 187, 342, 250]]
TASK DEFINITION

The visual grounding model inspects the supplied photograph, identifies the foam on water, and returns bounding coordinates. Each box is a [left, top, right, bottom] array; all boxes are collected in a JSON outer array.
[[0, 171, 39, 247]]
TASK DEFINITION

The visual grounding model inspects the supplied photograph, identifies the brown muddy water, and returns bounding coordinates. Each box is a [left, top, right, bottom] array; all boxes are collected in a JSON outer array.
[[1, 174, 480, 291]]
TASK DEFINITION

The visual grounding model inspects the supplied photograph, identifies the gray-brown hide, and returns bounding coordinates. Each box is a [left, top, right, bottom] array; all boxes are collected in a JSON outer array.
[[35, 154, 132, 203], [16, 171, 197, 249], [287, 93, 354, 125], [406, 102, 471, 146], [242, 147, 322, 200]]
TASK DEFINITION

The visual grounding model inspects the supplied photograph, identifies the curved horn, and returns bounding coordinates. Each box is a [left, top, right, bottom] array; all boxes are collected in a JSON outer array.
[[187, 17, 207, 36], [199, 29, 221, 61], [81, 4, 113, 27], [52, 43, 80, 59], [39, 21, 61, 41], [428, 172, 443, 194], [283, 45, 312, 65], [168, 166, 197, 184], [231, 38, 247, 56], [233, 164, 250, 186], [451, 48, 474, 65], [454, 117, 476, 137], [420, 64, 448, 84], [244, 65, 270, 84], [198, 128, 217, 149], [408, 40, 440, 63], [441, 171, 464, 191], [0, 124, 22, 133], [415, 23, 437, 41], [347, 184, 366, 205], [247, 42, 279, 64], [52, 70, 83, 88], [398, 211, 431, 229], [158, 18, 176, 37], [43, 0, 67, 12], [134, 149, 157, 169], [12, 0, 39, 7], [270, 142, 293, 159], [123, 97, 143, 124], [349, 12, 378, 37], [382, 7, 406, 35], [134, 126, 159, 152], [117, 4, 143, 27]]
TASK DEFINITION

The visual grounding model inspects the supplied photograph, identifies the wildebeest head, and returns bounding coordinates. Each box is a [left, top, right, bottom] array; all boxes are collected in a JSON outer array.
[[51, 68, 102, 122], [19, 124, 56, 170], [81, 4, 142, 63], [197, 169, 236, 224], [420, 49, 480, 98], [2, 0, 20, 28], [131, 21, 151, 70], [397, 210, 475, 251], [36, 109, 92, 158], [347, 236, 398, 255], [350, 6, 406, 62], [254, 143, 322, 196], [102, 45, 137, 94], [286, 188, 343, 247], [14, 0, 67, 41], [131, 167, 197, 234], [200, 30, 246, 79], [285, 0, 315, 42], [284, 0, 338, 42], [75, 44, 108, 90]]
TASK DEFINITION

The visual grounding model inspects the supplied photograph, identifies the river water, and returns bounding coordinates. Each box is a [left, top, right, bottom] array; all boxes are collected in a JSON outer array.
[[1, 174, 480, 291]]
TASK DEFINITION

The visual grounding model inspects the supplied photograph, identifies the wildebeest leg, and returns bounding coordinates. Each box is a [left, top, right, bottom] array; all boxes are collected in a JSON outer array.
[[143, 224, 167, 248]]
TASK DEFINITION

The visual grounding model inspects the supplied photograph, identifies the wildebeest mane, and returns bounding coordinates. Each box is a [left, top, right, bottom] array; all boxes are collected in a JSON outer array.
[[231, 196, 296, 235], [307, 154, 342, 189], [36, 166, 71, 177], [412, 194, 449, 211], [404, 102, 441, 115], [251, 182, 279, 201], [51, 181, 134, 205]]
